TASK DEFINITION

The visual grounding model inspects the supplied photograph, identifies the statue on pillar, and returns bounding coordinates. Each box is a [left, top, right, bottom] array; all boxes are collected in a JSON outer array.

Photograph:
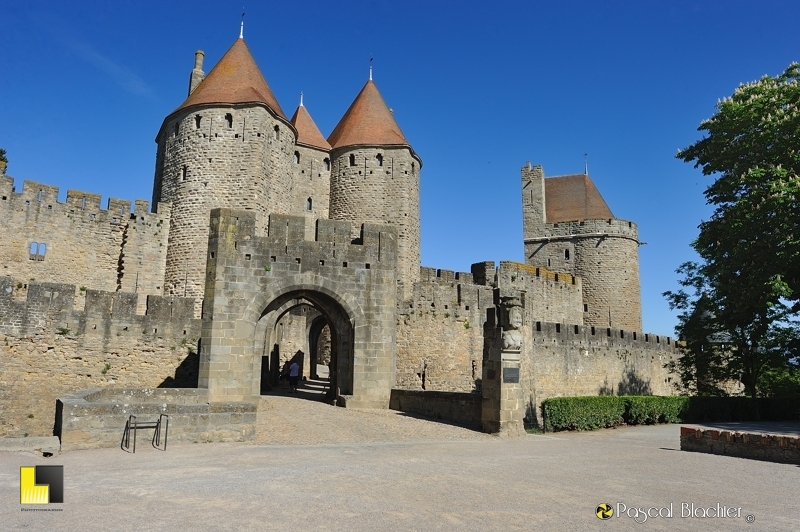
[[500, 295, 524, 352]]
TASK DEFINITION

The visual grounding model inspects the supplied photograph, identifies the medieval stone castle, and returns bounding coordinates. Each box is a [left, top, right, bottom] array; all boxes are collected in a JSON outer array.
[[0, 35, 677, 445]]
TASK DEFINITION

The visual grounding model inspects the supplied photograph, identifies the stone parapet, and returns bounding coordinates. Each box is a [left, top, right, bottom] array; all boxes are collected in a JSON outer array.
[[57, 388, 257, 451], [680, 426, 800, 465], [389, 389, 481, 428]]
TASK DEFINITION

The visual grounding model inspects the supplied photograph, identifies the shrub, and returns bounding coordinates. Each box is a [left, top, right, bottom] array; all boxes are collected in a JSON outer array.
[[542, 396, 626, 431], [541, 395, 799, 432]]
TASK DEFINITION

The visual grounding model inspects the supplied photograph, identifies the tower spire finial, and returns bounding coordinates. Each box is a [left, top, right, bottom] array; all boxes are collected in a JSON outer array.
[[584, 153, 588, 175], [240, 9, 245, 39], [299, 91, 304, 107], [369, 56, 373, 81]]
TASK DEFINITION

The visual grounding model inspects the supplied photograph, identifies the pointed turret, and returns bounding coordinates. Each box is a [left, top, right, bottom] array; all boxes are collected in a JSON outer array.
[[328, 77, 422, 298], [173, 38, 287, 120], [327, 80, 410, 149], [153, 38, 298, 309], [289, 94, 331, 230], [291, 99, 331, 151]]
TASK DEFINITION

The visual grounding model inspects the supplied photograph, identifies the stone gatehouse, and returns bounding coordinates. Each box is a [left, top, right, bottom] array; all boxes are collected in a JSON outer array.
[[0, 32, 678, 446]]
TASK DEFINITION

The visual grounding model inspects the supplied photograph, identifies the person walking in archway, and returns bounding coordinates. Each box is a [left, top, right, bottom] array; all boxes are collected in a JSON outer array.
[[288, 360, 300, 393]]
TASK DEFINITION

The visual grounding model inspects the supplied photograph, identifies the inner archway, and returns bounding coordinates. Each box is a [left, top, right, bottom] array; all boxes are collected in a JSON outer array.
[[255, 289, 353, 403]]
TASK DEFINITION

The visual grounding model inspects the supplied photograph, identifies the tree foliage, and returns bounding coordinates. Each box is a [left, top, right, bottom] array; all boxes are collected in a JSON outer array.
[[669, 63, 800, 400]]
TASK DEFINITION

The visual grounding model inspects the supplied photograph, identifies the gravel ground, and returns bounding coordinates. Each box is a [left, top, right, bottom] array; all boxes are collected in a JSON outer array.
[[1, 396, 798, 531]]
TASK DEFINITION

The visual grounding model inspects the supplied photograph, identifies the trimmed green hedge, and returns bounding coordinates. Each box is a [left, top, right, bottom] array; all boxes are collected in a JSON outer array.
[[541, 395, 800, 432]]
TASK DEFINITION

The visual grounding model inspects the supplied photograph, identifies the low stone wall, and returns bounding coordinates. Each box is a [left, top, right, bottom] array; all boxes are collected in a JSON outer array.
[[57, 388, 257, 451], [389, 389, 482, 428], [680, 426, 800, 465]]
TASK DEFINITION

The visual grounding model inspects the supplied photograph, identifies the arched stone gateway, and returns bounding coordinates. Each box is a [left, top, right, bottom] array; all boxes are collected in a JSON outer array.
[[198, 209, 398, 408]]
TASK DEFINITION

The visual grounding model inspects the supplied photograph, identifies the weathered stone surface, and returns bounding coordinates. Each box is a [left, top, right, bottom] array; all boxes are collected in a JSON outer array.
[[680, 426, 800, 464]]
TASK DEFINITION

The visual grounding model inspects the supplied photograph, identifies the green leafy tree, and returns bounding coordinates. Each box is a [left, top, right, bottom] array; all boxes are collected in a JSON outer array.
[[671, 63, 800, 405]]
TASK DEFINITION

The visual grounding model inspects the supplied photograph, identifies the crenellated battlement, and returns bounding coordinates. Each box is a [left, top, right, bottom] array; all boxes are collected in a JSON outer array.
[[530, 217, 639, 241], [529, 318, 675, 350], [0, 276, 199, 339], [208, 210, 398, 277], [0, 176, 165, 219]]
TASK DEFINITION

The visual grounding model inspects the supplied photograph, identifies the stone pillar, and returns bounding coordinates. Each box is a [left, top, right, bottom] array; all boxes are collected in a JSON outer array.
[[481, 291, 526, 436]]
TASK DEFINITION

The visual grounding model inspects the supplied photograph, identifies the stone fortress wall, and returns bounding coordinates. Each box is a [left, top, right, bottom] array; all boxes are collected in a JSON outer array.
[[0, 177, 169, 314], [0, 276, 200, 438], [393, 260, 677, 425]]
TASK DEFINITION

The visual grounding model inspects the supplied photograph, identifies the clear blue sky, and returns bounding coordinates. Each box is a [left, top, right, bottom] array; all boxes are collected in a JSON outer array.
[[1, 1, 798, 336]]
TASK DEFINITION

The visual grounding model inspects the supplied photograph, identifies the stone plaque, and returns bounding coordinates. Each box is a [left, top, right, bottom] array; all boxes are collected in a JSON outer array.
[[503, 367, 519, 383]]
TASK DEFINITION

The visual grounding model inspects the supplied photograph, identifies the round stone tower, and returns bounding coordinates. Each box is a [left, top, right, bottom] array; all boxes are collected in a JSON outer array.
[[521, 165, 642, 331], [153, 37, 296, 303], [327, 77, 422, 298]]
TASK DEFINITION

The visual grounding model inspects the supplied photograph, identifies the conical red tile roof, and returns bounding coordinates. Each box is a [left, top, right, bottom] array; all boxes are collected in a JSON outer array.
[[173, 38, 287, 119], [328, 80, 409, 149], [290, 104, 331, 151], [544, 174, 614, 222]]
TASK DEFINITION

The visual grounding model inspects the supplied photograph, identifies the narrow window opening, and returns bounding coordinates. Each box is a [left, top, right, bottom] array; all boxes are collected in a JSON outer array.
[[620, 330, 624, 338], [29, 242, 38, 259], [182, 166, 188, 181], [565, 249, 570, 260], [37, 190, 43, 202], [607, 328, 611, 337], [656, 336, 660, 343], [465, 305, 470, 311], [591, 326, 596, 335], [376, 153, 383, 166], [225, 113, 233, 128], [555, 323, 561, 333], [37, 243, 46, 261], [245, 254, 251, 260], [306, 197, 312, 211], [273, 125, 280, 140], [210, 252, 215, 258], [81, 197, 86, 210], [633, 332, 637, 340], [342, 261, 348, 267], [554, 273, 559, 282], [294, 151, 300, 164], [295, 258, 301, 264], [365, 263, 370, 269], [349, 154, 356, 166], [270, 256, 276, 262], [574, 325, 579, 334], [535, 268, 540, 277], [536, 321, 541, 331], [583, 304, 588, 312], [319, 260, 325, 266], [547, 259, 551, 267], [174, 123, 179, 136], [324, 158, 330, 171], [195, 115, 202, 129]]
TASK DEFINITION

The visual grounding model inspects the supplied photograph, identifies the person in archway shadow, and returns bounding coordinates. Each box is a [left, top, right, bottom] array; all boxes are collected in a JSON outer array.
[[280, 360, 291, 390], [288, 359, 300, 393]]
